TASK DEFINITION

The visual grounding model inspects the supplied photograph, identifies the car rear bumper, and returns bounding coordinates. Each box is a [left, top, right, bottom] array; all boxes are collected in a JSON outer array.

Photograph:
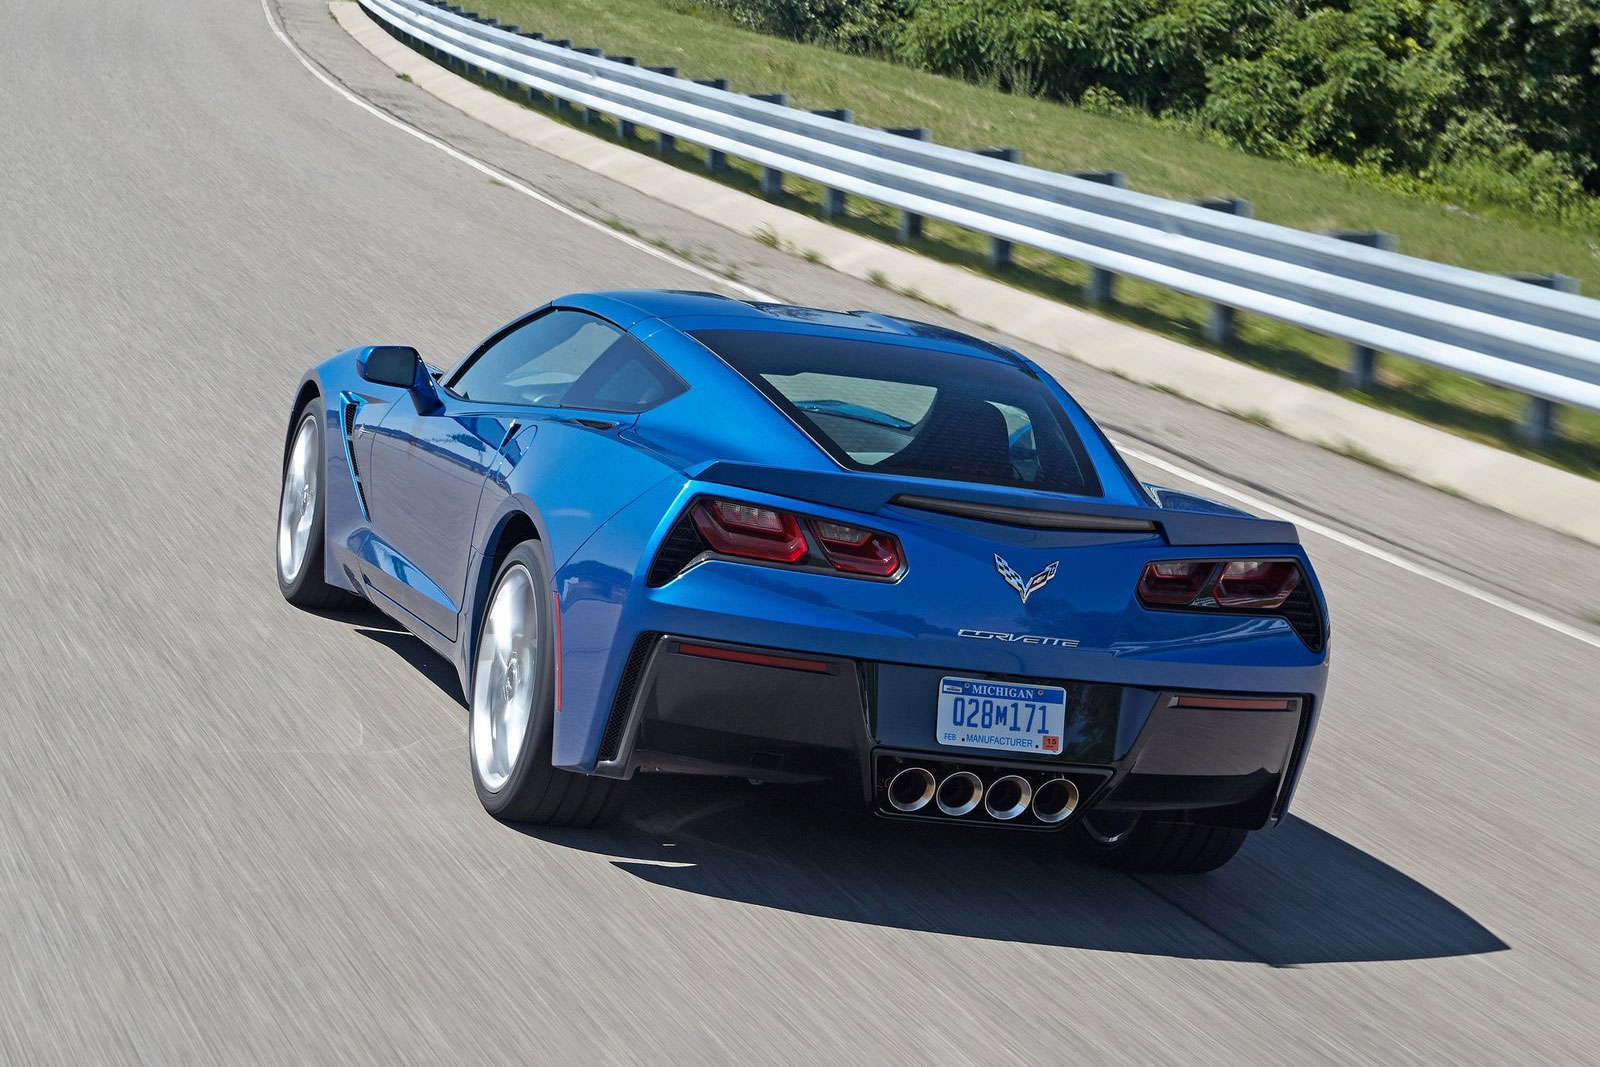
[[589, 633, 1320, 831]]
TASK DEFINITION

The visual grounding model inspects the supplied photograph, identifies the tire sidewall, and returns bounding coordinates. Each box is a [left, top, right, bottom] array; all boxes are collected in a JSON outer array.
[[277, 407, 329, 601], [470, 542, 556, 816]]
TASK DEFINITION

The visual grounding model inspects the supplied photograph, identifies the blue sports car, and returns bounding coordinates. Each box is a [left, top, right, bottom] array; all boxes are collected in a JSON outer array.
[[278, 290, 1328, 873]]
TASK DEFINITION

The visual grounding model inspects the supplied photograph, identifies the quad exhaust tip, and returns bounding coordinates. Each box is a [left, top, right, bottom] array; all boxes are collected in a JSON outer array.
[[936, 771, 984, 817], [1030, 777, 1081, 824], [886, 765, 1084, 824], [984, 775, 1033, 821], [886, 766, 936, 813]]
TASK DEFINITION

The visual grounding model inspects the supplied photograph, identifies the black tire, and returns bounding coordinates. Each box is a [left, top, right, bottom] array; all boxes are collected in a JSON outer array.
[[276, 404, 362, 610], [469, 541, 630, 826], [1072, 811, 1248, 874]]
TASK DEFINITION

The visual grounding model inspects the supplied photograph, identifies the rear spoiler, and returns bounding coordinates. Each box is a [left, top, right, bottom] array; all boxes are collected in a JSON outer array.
[[691, 463, 1300, 547]]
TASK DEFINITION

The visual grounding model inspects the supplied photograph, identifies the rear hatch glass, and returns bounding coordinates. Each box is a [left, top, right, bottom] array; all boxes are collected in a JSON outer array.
[[690, 329, 1102, 497]]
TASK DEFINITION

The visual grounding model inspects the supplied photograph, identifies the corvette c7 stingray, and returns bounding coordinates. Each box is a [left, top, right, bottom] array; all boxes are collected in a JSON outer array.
[[277, 290, 1328, 873]]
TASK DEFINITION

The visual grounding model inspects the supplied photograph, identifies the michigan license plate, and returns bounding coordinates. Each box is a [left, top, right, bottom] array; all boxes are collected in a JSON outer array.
[[935, 677, 1067, 754]]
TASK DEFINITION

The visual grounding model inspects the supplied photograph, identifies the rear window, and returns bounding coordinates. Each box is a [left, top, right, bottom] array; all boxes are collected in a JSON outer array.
[[690, 330, 1101, 496]]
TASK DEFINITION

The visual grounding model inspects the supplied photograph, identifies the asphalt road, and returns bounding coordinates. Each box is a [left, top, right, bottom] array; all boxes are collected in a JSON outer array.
[[3, 1, 1599, 1063]]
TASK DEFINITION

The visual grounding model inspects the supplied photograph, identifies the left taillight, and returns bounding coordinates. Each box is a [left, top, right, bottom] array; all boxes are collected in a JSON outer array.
[[809, 519, 902, 577], [690, 499, 807, 563], [650, 497, 903, 585]]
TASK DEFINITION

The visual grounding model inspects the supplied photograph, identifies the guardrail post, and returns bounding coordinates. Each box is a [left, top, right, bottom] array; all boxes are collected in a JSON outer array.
[[540, 39, 574, 114], [644, 67, 681, 154], [1068, 172, 1126, 302], [1519, 398, 1558, 444], [695, 80, 732, 171], [1508, 272, 1580, 294], [885, 128, 933, 241], [810, 109, 854, 217], [1194, 198, 1254, 344], [572, 48, 604, 124], [1507, 273, 1580, 443], [512, 32, 546, 103], [1327, 231, 1398, 388], [607, 57, 640, 138], [749, 94, 790, 196], [973, 148, 1022, 267]]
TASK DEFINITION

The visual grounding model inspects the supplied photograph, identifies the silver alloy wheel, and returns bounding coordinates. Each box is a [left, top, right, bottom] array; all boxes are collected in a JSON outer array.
[[471, 563, 540, 793], [277, 415, 318, 584]]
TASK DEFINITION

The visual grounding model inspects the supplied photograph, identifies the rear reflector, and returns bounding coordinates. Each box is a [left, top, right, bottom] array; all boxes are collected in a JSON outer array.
[[552, 590, 563, 712], [1172, 694, 1292, 711], [675, 642, 831, 674]]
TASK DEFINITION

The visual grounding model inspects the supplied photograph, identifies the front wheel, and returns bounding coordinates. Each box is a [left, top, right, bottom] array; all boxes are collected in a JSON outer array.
[[277, 405, 359, 609], [469, 541, 629, 825], [1071, 810, 1247, 874]]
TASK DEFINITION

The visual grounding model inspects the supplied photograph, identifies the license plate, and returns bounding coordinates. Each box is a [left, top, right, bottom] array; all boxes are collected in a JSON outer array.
[[935, 676, 1067, 754]]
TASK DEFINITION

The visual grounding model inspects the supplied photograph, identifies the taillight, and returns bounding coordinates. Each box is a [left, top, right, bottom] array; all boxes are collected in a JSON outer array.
[[1138, 559, 1305, 613], [652, 497, 905, 584], [691, 499, 806, 563], [1136, 560, 1213, 605], [810, 519, 902, 577], [1137, 557, 1323, 651], [1213, 560, 1300, 609]]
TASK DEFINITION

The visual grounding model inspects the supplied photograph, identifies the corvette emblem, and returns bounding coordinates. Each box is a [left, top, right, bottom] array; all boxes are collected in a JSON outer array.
[[994, 554, 1059, 605]]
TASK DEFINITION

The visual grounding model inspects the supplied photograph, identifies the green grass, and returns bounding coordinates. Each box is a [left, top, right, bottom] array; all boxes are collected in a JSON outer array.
[[447, 0, 1600, 478]]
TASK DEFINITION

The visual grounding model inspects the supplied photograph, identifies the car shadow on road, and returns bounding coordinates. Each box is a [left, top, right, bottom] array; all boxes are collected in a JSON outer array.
[[323, 610, 1505, 966], [317, 603, 467, 706], [516, 775, 1507, 967]]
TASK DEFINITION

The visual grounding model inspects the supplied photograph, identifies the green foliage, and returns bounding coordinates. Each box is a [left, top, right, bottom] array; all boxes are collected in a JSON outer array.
[[700, 0, 1600, 216]]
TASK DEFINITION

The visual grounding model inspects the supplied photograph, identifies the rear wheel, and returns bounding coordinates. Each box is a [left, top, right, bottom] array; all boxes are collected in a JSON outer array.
[[277, 405, 360, 609], [1072, 810, 1247, 874], [470, 541, 629, 825]]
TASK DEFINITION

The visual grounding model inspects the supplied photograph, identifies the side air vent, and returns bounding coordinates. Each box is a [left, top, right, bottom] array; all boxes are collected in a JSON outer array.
[[597, 633, 660, 763], [646, 512, 708, 586], [338, 395, 371, 520]]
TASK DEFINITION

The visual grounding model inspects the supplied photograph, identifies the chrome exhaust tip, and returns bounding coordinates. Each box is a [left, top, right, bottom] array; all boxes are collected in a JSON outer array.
[[1030, 777, 1081, 824], [936, 771, 984, 817], [886, 766, 936, 813], [984, 775, 1033, 821]]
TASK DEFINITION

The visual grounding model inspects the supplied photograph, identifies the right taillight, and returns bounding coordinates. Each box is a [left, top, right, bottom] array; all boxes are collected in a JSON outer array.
[[1135, 560, 1214, 605], [1213, 560, 1300, 609], [1137, 558, 1323, 650], [1137, 558, 1304, 611]]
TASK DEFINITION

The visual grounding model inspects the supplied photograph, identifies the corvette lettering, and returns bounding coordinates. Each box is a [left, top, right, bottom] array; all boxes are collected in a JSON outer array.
[[957, 628, 1080, 648]]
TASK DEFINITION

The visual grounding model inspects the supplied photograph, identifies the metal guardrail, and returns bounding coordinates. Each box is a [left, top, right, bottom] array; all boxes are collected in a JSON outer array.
[[361, 0, 1600, 439]]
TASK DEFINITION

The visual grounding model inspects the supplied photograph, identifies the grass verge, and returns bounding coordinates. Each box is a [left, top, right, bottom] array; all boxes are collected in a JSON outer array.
[[414, 0, 1600, 478]]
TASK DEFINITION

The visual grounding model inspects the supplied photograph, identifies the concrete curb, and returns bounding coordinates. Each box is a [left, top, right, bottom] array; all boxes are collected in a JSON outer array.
[[332, 1, 1600, 547]]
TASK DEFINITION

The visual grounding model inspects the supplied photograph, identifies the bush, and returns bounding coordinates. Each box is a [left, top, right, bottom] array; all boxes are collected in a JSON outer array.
[[695, 0, 1600, 212]]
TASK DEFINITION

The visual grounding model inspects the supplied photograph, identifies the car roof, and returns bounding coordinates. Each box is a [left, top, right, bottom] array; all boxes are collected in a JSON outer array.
[[574, 289, 1027, 366]]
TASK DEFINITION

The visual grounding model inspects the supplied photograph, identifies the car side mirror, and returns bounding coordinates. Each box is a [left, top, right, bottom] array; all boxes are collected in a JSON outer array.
[[358, 345, 421, 388], [357, 345, 442, 414]]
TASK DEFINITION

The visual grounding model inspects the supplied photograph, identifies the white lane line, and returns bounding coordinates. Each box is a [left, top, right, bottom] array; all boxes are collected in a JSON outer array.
[[264, 1, 1598, 655], [259, 0, 778, 303], [1118, 440, 1600, 653]]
